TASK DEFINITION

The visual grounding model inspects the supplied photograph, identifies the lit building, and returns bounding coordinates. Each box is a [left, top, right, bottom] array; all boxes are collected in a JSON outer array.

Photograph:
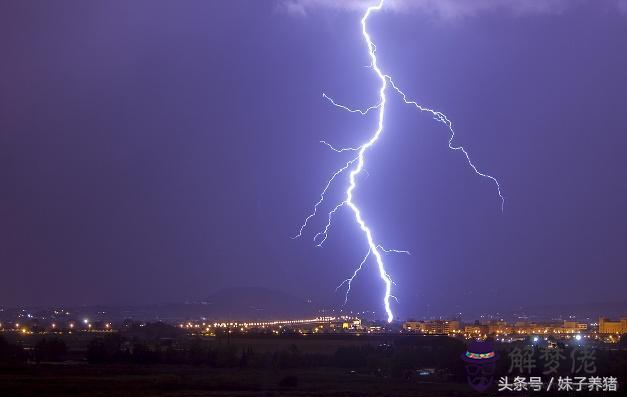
[[599, 317, 627, 334], [402, 321, 424, 332], [465, 324, 488, 336], [563, 321, 588, 333], [443, 320, 461, 334], [403, 320, 460, 334], [487, 321, 511, 335]]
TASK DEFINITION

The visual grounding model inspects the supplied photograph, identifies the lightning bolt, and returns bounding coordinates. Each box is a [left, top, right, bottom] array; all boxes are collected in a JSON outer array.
[[294, 0, 504, 323]]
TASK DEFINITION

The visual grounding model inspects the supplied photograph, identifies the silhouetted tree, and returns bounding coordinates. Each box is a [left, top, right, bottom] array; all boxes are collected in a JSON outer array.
[[130, 342, 159, 364], [333, 346, 368, 368], [278, 375, 298, 387], [34, 338, 67, 362], [87, 334, 126, 363], [0, 336, 27, 365]]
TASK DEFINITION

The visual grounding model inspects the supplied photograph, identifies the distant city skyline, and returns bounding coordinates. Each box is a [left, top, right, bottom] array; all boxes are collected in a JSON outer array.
[[1, 285, 625, 325]]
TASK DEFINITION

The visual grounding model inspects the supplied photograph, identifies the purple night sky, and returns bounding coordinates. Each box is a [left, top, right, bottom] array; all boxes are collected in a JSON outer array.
[[1, 0, 626, 318]]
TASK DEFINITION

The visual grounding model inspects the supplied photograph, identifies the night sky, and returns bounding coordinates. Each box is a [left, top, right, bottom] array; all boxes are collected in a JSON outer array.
[[2, 0, 626, 318]]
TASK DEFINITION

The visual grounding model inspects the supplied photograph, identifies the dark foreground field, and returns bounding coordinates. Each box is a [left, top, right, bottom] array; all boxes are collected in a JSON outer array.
[[2, 327, 625, 396], [0, 364, 469, 397]]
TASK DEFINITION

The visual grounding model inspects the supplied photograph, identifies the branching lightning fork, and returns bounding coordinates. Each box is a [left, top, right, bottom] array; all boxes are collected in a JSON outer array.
[[294, 0, 504, 323]]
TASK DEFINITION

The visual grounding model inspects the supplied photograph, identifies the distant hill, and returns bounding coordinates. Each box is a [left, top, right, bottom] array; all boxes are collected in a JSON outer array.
[[198, 286, 318, 320], [0, 287, 322, 323], [452, 299, 627, 323], [509, 300, 627, 321], [109, 287, 318, 322]]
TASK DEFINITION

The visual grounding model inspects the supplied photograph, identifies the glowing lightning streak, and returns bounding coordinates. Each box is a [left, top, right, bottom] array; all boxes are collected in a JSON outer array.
[[294, 0, 504, 323], [386, 77, 505, 211], [293, 157, 357, 240], [319, 140, 361, 153], [377, 245, 411, 256], [322, 93, 381, 115], [330, 0, 395, 322], [336, 249, 370, 305]]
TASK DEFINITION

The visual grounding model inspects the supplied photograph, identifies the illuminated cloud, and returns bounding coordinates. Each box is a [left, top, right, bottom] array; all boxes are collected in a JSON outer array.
[[278, 0, 626, 18]]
